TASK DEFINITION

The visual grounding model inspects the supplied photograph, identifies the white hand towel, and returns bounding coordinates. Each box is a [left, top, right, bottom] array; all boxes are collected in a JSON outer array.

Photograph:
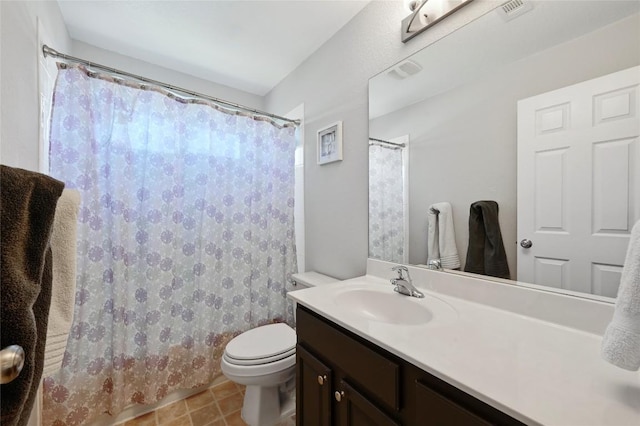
[[601, 219, 640, 371], [43, 189, 81, 376], [427, 202, 460, 270], [427, 208, 441, 265]]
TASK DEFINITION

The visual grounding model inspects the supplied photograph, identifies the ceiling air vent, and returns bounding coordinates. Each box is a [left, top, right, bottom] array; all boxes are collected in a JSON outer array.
[[387, 60, 423, 80], [496, 0, 533, 22]]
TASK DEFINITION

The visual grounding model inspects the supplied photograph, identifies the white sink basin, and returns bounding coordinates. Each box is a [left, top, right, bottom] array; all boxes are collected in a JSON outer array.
[[333, 286, 453, 325]]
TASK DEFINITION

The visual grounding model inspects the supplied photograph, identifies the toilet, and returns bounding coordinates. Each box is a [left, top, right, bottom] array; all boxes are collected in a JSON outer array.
[[221, 272, 338, 426]]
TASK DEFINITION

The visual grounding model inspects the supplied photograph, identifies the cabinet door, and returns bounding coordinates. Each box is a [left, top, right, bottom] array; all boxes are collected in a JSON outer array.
[[297, 306, 400, 411], [336, 380, 400, 426], [415, 380, 491, 426], [297, 344, 332, 426]]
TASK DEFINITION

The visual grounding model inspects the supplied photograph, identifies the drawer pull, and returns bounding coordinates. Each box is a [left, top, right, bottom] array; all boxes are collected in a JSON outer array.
[[335, 390, 344, 402], [317, 375, 327, 386]]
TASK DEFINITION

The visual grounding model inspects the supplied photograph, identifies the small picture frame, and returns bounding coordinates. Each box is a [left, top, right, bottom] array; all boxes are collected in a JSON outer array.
[[317, 121, 343, 165]]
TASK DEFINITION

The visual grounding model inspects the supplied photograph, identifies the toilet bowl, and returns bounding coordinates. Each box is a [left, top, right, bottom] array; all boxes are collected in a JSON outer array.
[[221, 272, 338, 426], [221, 323, 296, 426]]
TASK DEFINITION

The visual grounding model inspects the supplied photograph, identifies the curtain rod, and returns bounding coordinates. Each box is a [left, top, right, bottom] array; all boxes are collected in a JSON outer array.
[[42, 45, 300, 126], [369, 137, 406, 148]]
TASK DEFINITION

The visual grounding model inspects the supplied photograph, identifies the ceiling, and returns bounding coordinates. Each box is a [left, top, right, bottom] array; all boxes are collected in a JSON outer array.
[[57, 0, 370, 96], [369, 0, 640, 118]]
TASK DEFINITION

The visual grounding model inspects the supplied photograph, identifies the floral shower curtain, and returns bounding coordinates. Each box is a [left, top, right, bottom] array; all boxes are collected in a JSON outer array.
[[43, 64, 297, 425], [368, 143, 407, 263]]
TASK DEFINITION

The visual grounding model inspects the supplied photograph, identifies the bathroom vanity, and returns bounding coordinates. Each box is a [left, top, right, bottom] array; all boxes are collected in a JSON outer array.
[[288, 260, 640, 426], [296, 305, 522, 425]]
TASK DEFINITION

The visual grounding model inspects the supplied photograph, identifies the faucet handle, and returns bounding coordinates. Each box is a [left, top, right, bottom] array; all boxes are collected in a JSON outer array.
[[427, 259, 442, 270], [391, 265, 409, 279]]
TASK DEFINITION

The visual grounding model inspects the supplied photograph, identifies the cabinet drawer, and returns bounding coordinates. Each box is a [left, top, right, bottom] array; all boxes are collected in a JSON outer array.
[[297, 307, 400, 411], [415, 380, 491, 426]]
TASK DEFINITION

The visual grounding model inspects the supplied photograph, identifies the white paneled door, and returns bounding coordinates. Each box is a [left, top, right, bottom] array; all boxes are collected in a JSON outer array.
[[517, 66, 640, 297]]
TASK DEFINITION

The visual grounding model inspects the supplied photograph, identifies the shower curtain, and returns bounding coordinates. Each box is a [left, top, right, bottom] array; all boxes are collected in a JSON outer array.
[[42, 64, 297, 425], [368, 143, 407, 264]]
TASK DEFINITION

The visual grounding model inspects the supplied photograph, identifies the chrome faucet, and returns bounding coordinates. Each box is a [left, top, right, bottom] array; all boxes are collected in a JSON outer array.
[[390, 266, 424, 298], [427, 259, 442, 270]]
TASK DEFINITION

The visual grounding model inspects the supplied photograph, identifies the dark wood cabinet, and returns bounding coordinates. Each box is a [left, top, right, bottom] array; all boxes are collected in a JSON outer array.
[[296, 344, 332, 426], [337, 380, 400, 426], [415, 380, 490, 426], [296, 306, 524, 426]]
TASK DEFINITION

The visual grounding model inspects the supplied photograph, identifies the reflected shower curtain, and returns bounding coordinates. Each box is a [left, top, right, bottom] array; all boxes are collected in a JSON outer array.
[[368, 143, 407, 263], [43, 64, 297, 425]]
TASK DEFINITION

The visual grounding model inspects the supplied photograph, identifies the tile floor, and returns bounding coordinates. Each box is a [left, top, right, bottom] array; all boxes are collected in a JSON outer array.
[[121, 380, 295, 426]]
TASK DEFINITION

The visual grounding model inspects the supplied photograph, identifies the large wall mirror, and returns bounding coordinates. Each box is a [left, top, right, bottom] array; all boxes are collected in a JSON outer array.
[[368, 0, 640, 301]]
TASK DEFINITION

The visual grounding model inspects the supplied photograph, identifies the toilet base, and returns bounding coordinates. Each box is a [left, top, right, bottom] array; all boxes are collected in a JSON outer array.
[[241, 382, 295, 426]]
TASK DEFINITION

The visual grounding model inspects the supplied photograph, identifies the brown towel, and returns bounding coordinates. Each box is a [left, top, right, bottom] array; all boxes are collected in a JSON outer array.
[[464, 200, 510, 279], [1, 165, 64, 426]]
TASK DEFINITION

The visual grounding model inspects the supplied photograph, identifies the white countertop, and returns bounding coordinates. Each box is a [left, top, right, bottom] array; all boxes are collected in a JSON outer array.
[[288, 273, 640, 425]]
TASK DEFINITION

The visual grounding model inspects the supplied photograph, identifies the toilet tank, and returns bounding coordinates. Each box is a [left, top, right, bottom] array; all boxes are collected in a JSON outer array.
[[288, 272, 338, 323], [290, 271, 339, 290]]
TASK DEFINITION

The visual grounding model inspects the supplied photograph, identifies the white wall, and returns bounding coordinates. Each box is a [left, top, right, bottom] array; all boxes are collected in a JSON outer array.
[[265, 1, 499, 279], [1, 0, 72, 171], [71, 41, 264, 111], [370, 13, 640, 277]]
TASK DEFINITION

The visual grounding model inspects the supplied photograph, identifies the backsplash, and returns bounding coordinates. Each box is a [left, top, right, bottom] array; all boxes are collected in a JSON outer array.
[[366, 259, 615, 336]]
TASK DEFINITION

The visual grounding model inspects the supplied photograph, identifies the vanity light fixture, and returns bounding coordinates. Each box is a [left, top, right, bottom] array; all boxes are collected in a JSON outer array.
[[401, 0, 475, 43]]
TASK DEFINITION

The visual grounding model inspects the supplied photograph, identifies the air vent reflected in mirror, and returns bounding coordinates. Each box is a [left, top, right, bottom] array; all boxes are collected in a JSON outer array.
[[497, 0, 534, 22], [386, 60, 423, 80]]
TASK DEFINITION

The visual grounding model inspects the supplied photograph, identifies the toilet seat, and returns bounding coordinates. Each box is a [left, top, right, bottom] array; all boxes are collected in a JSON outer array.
[[225, 346, 296, 366], [222, 323, 296, 375], [222, 352, 295, 378]]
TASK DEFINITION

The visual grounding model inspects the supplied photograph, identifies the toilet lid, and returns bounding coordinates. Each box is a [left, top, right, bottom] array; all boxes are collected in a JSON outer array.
[[223, 347, 296, 366], [221, 350, 296, 378], [225, 323, 296, 362]]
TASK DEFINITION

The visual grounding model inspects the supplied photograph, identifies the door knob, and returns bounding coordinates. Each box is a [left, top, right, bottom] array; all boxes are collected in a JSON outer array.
[[1, 345, 25, 384], [334, 390, 344, 402], [520, 239, 533, 249], [317, 375, 327, 386]]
